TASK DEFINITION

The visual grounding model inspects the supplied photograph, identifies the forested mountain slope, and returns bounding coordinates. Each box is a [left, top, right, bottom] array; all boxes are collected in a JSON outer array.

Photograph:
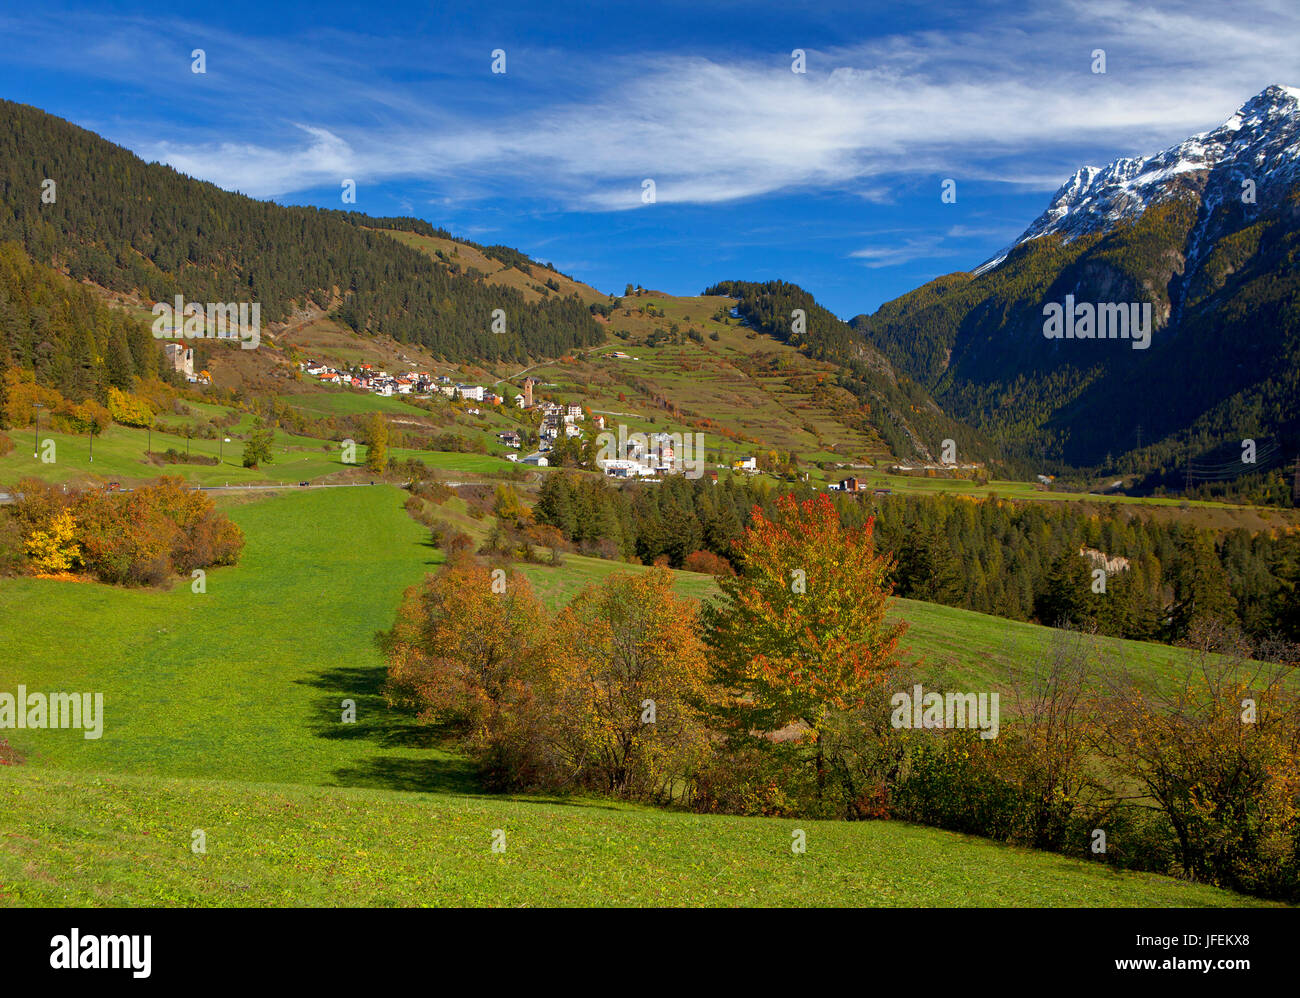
[[0, 100, 603, 364]]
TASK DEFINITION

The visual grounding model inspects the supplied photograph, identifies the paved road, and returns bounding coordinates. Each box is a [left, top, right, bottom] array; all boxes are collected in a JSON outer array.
[[192, 481, 472, 492]]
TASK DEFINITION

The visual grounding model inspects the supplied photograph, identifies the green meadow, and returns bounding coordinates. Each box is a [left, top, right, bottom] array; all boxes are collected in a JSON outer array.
[[0, 485, 1277, 906], [0, 486, 467, 788], [0, 416, 519, 488], [516, 556, 1227, 695], [1, 767, 1265, 907]]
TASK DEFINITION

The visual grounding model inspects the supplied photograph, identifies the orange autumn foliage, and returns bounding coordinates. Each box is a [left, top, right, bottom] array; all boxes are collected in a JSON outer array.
[[704, 492, 907, 737]]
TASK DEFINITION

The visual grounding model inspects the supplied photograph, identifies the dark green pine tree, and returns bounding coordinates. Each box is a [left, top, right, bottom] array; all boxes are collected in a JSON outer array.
[[1168, 532, 1239, 639], [633, 496, 668, 565], [1267, 532, 1300, 642], [535, 472, 578, 539], [897, 525, 963, 605], [104, 325, 135, 391], [1035, 549, 1094, 629]]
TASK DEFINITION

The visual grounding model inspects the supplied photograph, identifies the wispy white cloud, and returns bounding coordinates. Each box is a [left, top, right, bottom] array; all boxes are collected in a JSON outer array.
[[851, 236, 955, 268], [156, 124, 358, 196], [5, 1, 1298, 206], [850, 221, 1035, 269]]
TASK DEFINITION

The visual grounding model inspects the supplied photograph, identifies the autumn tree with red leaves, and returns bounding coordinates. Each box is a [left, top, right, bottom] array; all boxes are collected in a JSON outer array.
[[702, 493, 908, 812]]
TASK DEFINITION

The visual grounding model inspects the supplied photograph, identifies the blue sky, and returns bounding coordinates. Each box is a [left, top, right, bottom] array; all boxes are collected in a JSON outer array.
[[1, 0, 1297, 317]]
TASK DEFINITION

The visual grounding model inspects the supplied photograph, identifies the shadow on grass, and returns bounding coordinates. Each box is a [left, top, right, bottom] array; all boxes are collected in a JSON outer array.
[[418, 536, 442, 567], [298, 663, 633, 809], [329, 754, 482, 796], [297, 664, 480, 795]]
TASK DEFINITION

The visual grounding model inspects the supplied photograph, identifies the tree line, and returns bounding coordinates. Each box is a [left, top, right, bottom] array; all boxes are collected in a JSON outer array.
[[0, 242, 172, 422], [1, 476, 244, 585], [529, 472, 1300, 647]]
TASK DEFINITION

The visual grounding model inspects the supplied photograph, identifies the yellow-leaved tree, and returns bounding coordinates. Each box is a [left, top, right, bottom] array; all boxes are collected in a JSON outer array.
[[107, 386, 154, 428], [25, 508, 81, 574], [545, 568, 712, 802]]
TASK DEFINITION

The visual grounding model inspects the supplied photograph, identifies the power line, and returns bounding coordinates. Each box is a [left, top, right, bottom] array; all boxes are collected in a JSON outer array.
[[1184, 440, 1285, 483]]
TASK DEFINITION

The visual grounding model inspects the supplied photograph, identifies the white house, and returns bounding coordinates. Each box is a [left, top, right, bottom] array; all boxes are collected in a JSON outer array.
[[650, 433, 675, 465], [598, 458, 656, 478], [522, 452, 549, 467]]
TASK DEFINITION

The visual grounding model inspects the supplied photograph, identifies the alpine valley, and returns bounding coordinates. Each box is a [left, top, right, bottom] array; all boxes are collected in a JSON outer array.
[[851, 84, 1300, 489], [3, 88, 1298, 493], [4, 21, 1300, 916]]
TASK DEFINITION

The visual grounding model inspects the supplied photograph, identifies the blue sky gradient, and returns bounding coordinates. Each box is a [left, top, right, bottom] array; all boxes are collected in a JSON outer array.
[[1, 0, 1297, 316]]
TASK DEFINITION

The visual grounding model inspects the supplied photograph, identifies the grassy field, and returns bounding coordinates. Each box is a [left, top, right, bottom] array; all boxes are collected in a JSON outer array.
[[0, 767, 1267, 907], [379, 228, 606, 308], [0, 484, 1256, 770], [513, 312, 892, 468], [516, 557, 1228, 695], [0, 486, 469, 789], [0, 485, 1277, 907], [0, 421, 347, 486], [0, 416, 522, 488], [517, 552, 718, 608], [279, 389, 431, 418], [846, 469, 1300, 529]]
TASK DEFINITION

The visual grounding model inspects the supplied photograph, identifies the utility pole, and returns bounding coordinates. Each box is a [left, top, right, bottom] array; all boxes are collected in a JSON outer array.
[[1293, 455, 1300, 507], [32, 403, 44, 458]]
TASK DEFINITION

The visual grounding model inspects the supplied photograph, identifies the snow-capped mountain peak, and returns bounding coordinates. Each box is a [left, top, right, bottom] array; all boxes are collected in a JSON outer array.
[[974, 84, 1300, 276]]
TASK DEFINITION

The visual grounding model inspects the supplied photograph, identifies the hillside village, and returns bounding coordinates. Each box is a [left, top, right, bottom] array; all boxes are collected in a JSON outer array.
[[295, 359, 765, 479], [294, 358, 1001, 487]]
